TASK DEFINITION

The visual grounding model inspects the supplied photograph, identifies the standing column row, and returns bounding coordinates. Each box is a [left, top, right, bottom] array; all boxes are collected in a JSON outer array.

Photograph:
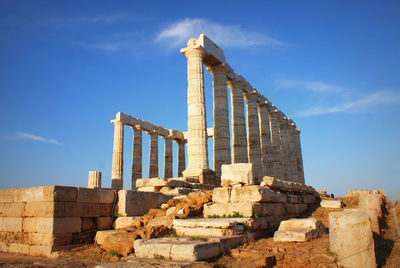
[[258, 102, 275, 178]]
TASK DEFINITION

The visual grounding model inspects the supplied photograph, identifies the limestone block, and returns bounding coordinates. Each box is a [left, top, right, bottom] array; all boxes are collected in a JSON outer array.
[[359, 193, 382, 217], [174, 226, 244, 237], [287, 194, 300, 204], [82, 218, 96, 231], [0, 188, 22, 202], [82, 203, 100, 217], [230, 186, 287, 203], [173, 218, 255, 229], [9, 243, 30, 255], [262, 203, 286, 217], [116, 190, 172, 217], [346, 189, 385, 197], [77, 187, 100, 203], [99, 203, 113, 217], [286, 204, 308, 215], [28, 233, 72, 246], [21, 186, 77, 202], [36, 217, 81, 233], [136, 178, 167, 188], [3, 217, 23, 232], [94, 230, 118, 245], [23, 202, 65, 218], [212, 187, 231, 203], [29, 245, 55, 258], [0, 217, 3, 231], [261, 176, 283, 190], [23, 217, 37, 233], [113, 217, 138, 229], [159, 187, 192, 196], [221, 163, 253, 186], [329, 211, 376, 268], [274, 218, 325, 242], [99, 189, 116, 203], [0, 202, 25, 217], [303, 194, 317, 204], [345, 208, 380, 234], [64, 202, 84, 217], [167, 179, 191, 188], [137, 187, 161, 192], [203, 202, 262, 218], [95, 217, 113, 230], [320, 200, 343, 208]]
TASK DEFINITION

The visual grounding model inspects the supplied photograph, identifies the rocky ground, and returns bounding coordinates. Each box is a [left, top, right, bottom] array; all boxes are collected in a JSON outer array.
[[0, 195, 399, 268]]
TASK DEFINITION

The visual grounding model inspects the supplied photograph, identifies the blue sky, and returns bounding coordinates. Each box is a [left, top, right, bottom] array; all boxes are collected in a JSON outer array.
[[0, 0, 399, 200]]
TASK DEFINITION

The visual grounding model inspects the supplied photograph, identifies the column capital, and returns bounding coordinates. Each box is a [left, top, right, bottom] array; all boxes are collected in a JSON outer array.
[[161, 135, 172, 141], [244, 90, 260, 101], [206, 63, 229, 74], [181, 46, 206, 59], [111, 120, 124, 126], [295, 129, 301, 134]]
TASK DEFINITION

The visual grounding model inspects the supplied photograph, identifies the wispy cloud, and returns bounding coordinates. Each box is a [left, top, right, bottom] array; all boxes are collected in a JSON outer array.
[[157, 18, 286, 48], [276, 79, 347, 94], [297, 90, 400, 117], [76, 41, 124, 52], [15, 132, 61, 145], [48, 14, 129, 27]]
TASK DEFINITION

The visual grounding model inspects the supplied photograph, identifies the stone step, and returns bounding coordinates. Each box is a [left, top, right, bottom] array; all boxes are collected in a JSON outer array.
[[273, 218, 325, 242]]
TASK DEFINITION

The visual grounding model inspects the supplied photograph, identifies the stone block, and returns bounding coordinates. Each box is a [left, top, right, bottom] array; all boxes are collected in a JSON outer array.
[[23, 202, 65, 218], [9, 243, 29, 255], [95, 217, 113, 230], [287, 194, 300, 204], [28, 232, 72, 246], [203, 202, 262, 218], [64, 202, 84, 217], [221, 163, 253, 186], [167, 179, 191, 188], [0, 202, 25, 217], [0, 217, 3, 231], [303, 194, 317, 204], [262, 203, 286, 217], [345, 208, 380, 234], [329, 211, 376, 268], [274, 218, 325, 242], [115, 190, 172, 217], [36, 217, 81, 233], [159, 187, 192, 196], [136, 178, 167, 188], [261, 176, 283, 190], [21, 186, 77, 202], [81, 218, 96, 231], [212, 187, 231, 203], [174, 226, 244, 237], [23, 217, 36, 233], [99, 189, 116, 203], [359, 193, 382, 217], [99, 203, 113, 217], [286, 204, 308, 215], [82, 203, 100, 217], [0, 188, 22, 202], [320, 200, 343, 208], [77, 187, 100, 203], [3, 217, 22, 232], [137, 187, 161, 192], [231, 186, 287, 203], [173, 218, 255, 229], [29, 245, 60, 258], [113, 216, 138, 229], [94, 230, 118, 245]]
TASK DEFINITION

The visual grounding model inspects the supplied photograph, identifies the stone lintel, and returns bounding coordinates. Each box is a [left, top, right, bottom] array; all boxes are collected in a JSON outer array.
[[181, 34, 226, 66], [183, 127, 214, 140]]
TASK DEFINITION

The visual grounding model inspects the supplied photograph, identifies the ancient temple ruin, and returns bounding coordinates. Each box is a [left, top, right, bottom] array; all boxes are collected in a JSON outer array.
[[110, 34, 305, 190]]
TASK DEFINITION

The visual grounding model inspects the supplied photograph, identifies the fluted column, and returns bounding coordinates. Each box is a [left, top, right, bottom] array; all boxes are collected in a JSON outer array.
[[268, 108, 284, 180], [209, 64, 231, 176], [287, 123, 299, 182], [295, 129, 305, 183], [131, 126, 142, 189], [278, 116, 290, 181], [258, 102, 275, 178], [163, 136, 173, 179], [245, 91, 263, 181], [148, 132, 159, 178], [111, 120, 124, 190], [88, 171, 102, 189], [177, 140, 186, 177], [181, 44, 209, 177]]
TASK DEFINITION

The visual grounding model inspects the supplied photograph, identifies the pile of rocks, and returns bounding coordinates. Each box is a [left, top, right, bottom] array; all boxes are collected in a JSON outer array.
[[136, 177, 209, 196]]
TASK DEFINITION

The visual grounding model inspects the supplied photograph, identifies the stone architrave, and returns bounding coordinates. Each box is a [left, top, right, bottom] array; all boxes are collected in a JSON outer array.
[[131, 126, 142, 190], [163, 136, 173, 179], [111, 120, 124, 190], [148, 132, 159, 178], [268, 108, 284, 180], [258, 102, 275, 178], [278, 116, 290, 181], [227, 78, 248, 164], [287, 122, 299, 182], [209, 64, 231, 177], [294, 129, 305, 184], [244, 91, 263, 181], [181, 41, 209, 178], [88, 171, 102, 189], [177, 141, 186, 177]]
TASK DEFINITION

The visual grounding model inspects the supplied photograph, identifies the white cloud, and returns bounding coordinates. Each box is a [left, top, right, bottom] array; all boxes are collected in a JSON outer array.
[[157, 18, 286, 48], [15, 132, 61, 145], [76, 41, 124, 52], [276, 79, 347, 94], [297, 90, 400, 117]]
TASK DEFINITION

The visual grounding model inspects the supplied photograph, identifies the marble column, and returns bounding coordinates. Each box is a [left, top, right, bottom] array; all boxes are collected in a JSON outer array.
[[88, 171, 102, 189], [209, 64, 231, 177], [268, 108, 284, 180], [181, 45, 209, 177], [111, 120, 124, 190], [148, 132, 159, 178], [287, 122, 299, 182], [258, 102, 275, 178], [131, 126, 142, 189], [278, 116, 291, 181], [245, 91, 263, 181], [177, 140, 186, 177], [295, 129, 305, 184], [163, 136, 173, 179], [228, 79, 248, 163]]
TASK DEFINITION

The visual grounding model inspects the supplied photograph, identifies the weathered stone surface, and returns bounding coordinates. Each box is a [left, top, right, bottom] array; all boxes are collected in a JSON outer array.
[[345, 208, 380, 234], [23, 217, 37, 233], [95, 217, 113, 230], [100, 231, 138, 257], [346, 189, 385, 197], [23, 202, 64, 218], [111, 120, 124, 190], [286, 204, 308, 215], [99, 189, 116, 203], [0, 188, 22, 202], [159, 187, 192, 196], [82, 203, 100, 217], [134, 237, 221, 261], [113, 217, 138, 230], [274, 218, 325, 242], [212, 187, 231, 203], [81, 218, 96, 231], [9, 243, 30, 255], [173, 218, 255, 229], [21, 186, 77, 202], [262, 203, 286, 217], [77, 187, 100, 203], [29, 245, 58, 258], [231, 186, 287, 203], [221, 163, 254, 186], [320, 200, 343, 208], [99, 203, 113, 217], [174, 226, 244, 237], [137, 186, 161, 192], [0, 202, 25, 217], [28, 233, 72, 246], [36, 217, 81, 233], [204, 202, 262, 218], [359, 193, 382, 217], [329, 211, 376, 268], [136, 178, 167, 188], [166, 179, 191, 188], [3, 217, 23, 232], [95, 230, 118, 245]]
